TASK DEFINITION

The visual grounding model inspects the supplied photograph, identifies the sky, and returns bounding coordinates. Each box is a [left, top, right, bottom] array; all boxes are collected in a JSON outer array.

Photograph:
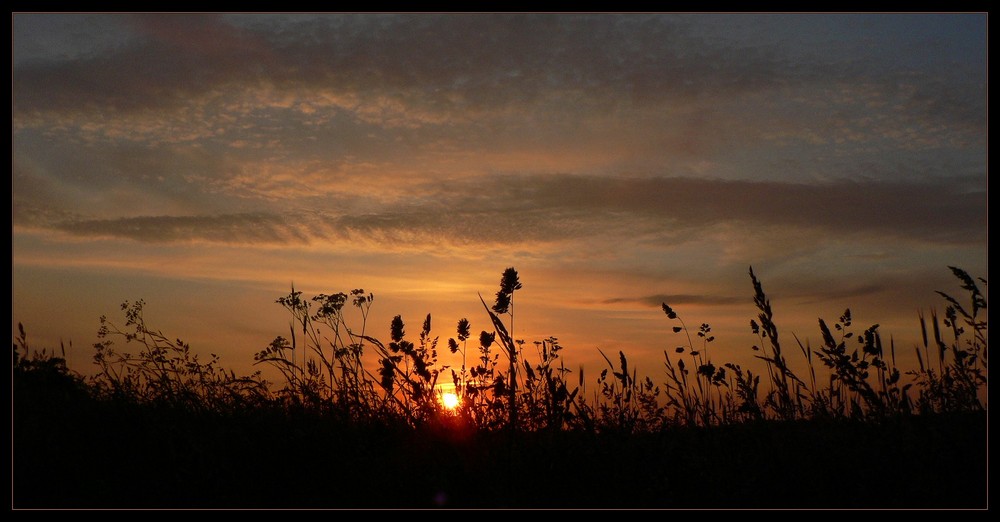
[[11, 13, 988, 386]]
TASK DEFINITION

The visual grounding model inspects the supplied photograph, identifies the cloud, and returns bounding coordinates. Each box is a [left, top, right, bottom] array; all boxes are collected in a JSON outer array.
[[13, 14, 279, 116], [11, 15, 986, 257], [13, 13, 984, 216], [603, 294, 745, 307], [600, 281, 897, 312], [51, 213, 306, 244], [14, 14, 983, 138], [782, 282, 889, 303], [18, 174, 985, 252], [436, 174, 987, 244]]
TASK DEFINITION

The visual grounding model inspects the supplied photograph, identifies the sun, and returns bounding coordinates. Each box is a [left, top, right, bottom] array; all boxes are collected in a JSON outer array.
[[440, 391, 460, 410], [436, 382, 461, 412]]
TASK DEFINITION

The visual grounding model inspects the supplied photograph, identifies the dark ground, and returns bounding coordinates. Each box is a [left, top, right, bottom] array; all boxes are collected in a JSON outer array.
[[13, 366, 988, 509]]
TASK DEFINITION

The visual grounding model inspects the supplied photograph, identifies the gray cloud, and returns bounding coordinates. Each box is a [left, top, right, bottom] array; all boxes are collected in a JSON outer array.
[[603, 294, 744, 307], [438, 174, 987, 244], [52, 213, 306, 244], [13, 14, 277, 115], [23, 174, 986, 249], [14, 14, 983, 132], [791, 283, 888, 304], [13, 14, 984, 210]]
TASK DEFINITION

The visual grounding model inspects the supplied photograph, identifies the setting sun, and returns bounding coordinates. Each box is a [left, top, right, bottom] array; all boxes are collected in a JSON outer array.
[[440, 391, 460, 410]]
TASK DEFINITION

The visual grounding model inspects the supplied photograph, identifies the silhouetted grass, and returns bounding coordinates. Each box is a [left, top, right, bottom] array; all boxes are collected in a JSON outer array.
[[12, 266, 988, 508]]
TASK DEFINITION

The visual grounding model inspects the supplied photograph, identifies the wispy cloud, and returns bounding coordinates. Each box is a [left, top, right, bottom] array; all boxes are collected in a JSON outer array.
[[51, 213, 305, 244], [603, 294, 745, 307], [17, 174, 985, 250]]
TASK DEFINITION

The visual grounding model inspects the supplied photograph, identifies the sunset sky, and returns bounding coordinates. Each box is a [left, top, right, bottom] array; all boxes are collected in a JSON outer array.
[[12, 13, 987, 383]]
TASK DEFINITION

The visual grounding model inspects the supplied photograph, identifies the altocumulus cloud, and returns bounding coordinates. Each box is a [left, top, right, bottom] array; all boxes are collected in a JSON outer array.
[[14, 14, 983, 149], [13, 15, 787, 116]]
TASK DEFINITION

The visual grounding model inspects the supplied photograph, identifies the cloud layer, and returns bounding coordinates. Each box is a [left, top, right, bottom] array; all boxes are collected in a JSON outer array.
[[12, 14, 987, 375], [16, 174, 986, 248]]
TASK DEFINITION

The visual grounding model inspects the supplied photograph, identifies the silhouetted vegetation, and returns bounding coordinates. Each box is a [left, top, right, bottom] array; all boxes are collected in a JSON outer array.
[[13, 266, 987, 508]]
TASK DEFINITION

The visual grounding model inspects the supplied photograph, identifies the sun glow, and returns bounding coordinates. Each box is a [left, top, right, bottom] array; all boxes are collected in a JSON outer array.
[[440, 391, 460, 410]]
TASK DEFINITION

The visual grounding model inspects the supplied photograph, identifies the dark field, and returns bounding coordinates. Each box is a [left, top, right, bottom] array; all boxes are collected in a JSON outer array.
[[12, 374, 987, 509]]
